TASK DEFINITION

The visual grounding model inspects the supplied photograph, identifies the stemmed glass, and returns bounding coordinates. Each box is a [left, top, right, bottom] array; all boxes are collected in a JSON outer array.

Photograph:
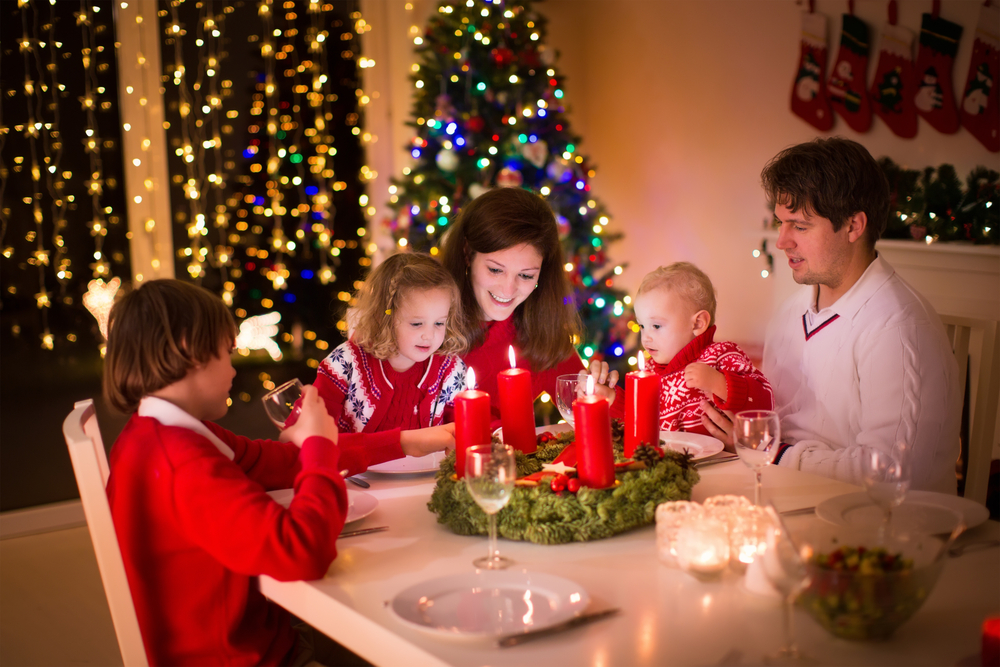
[[734, 410, 781, 506], [861, 443, 911, 542], [465, 444, 516, 570], [262, 378, 303, 429], [760, 518, 813, 665], [554, 374, 582, 426]]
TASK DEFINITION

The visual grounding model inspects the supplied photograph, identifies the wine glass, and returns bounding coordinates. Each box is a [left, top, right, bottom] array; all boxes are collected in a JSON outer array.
[[555, 374, 583, 426], [861, 443, 911, 543], [262, 378, 303, 429], [760, 517, 813, 665], [734, 410, 781, 506], [465, 444, 516, 570]]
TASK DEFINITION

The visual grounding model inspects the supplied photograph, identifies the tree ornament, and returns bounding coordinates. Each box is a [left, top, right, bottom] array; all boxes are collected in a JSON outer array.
[[914, 6, 963, 134], [436, 149, 459, 172], [496, 167, 523, 188], [539, 45, 555, 66], [466, 115, 485, 133], [959, 2, 999, 152], [870, 1, 918, 138], [521, 139, 548, 168], [546, 157, 573, 183], [435, 93, 455, 119], [491, 47, 514, 67], [826, 12, 872, 132], [790, 9, 834, 131], [469, 183, 490, 199]]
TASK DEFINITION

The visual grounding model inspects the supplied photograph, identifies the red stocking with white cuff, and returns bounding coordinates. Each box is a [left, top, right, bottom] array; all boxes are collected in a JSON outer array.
[[914, 3, 963, 134], [791, 10, 834, 131], [870, 1, 918, 138], [960, 1, 1000, 152], [827, 10, 873, 132]]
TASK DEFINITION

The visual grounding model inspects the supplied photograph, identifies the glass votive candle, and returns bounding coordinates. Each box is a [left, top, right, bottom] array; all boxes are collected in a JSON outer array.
[[655, 501, 702, 567], [674, 516, 730, 580], [703, 494, 752, 532], [728, 505, 772, 573]]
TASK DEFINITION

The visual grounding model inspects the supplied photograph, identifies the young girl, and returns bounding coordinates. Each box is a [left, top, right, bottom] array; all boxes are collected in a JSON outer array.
[[314, 252, 469, 433], [103, 279, 448, 665]]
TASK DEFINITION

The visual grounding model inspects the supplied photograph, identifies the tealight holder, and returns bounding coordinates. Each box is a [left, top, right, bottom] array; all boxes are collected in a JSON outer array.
[[674, 516, 730, 580], [728, 505, 772, 573], [703, 494, 752, 533], [655, 501, 702, 567]]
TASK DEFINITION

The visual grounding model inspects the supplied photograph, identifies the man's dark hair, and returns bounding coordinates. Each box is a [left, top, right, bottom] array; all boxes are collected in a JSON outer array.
[[761, 137, 890, 248]]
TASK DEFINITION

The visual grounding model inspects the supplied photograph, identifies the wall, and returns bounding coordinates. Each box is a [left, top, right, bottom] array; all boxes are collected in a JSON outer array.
[[362, 0, 998, 348]]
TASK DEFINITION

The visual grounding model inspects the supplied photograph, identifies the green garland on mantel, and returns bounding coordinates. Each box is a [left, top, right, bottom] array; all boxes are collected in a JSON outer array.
[[427, 421, 701, 545], [878, 158, 998, 245]]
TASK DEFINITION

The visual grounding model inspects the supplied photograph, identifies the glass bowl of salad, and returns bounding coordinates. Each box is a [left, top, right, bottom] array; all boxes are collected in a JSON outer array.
[[796, 521, 961, 641]]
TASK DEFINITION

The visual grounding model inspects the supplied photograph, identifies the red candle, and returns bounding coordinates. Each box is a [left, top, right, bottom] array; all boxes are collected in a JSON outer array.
[[454, 368, 492, 478], [624, 353, 660, 458], [498, 345, 537, 454], [574, 377, 616, 489]]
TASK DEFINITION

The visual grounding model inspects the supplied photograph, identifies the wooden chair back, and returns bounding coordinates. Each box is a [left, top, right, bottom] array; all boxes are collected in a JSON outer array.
[[63, 399, 149, 666]]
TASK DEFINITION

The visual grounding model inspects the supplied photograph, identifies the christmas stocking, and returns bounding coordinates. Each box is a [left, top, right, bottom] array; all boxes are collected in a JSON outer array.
[[827, 13, 873, 132], [870, 2, 918, 138], [960, 2, 1000, 152], [914, 8, 963, 134], [791, 11, 834, 131]]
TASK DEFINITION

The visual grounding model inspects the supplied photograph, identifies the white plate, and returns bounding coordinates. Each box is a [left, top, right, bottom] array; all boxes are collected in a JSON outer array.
[[367, 451, 446, 474], [816, 490, 989, 535], [266, 488, 378, 524], [658, 431, 725, 461], [389, 570, 590, 639]]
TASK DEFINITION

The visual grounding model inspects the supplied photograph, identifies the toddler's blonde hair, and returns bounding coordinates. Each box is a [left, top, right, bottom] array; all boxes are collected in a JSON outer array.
[[347, 252, 468, 359], [636, 262, 717, 326]]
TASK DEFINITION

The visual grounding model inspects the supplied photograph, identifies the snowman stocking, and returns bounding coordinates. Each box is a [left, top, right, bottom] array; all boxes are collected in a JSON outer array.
[[960, 2, 999, 152], [870, 2, 918, 138], [791, 11, 834, 131], [914, 7, 963, 134], [827, 13, 873, 132]]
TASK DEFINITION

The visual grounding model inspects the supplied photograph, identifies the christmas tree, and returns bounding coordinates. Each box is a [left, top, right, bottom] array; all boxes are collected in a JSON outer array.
[[386, 0, 636, 371]]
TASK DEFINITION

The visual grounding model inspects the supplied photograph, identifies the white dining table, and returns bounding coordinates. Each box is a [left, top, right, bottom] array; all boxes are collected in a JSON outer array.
[[260, 460, 999, 667]]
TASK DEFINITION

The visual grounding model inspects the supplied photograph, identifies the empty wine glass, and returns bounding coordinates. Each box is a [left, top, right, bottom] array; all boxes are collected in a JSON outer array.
[[734, 410, 781, 506], [555, 374, 584, 426], [262, 378, 303, 429], [760, 519, 813, 665], [465, 444, 516, 570], [862, 443, 911, 542]]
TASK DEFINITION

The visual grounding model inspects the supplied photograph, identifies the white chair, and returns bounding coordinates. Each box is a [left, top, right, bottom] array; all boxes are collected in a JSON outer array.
[[941, 316, 1000, 506], [63, 399, 149, 666]]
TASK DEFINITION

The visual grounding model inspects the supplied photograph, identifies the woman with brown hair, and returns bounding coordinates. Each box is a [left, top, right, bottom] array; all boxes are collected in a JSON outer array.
[[440, 187, 622, 423]]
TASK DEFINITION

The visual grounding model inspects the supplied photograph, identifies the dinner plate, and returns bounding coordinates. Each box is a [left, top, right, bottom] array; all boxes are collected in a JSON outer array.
[[816, 490, 989, 535], [367, 451, 446, 474], [389, 570, 590, 639], [266, 488, 378, 524], [658, 431, 725, 461]]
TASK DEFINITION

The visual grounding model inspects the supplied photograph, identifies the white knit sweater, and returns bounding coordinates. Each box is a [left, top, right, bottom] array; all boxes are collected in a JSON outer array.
[[763, 254, 960, 493]]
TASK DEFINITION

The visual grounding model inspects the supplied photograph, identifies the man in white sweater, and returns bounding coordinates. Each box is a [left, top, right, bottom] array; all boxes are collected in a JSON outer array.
[[704, 138, 960, 493]]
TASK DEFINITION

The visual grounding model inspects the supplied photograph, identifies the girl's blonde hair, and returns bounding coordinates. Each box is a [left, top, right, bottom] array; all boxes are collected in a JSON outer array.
[[347, 252, 468, 358], [637, 262, 717, 326]]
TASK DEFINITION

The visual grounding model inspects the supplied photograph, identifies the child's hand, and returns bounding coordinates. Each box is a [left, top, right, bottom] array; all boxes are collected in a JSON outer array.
[[581, 361, 618, 405], [279, 385, 338, 448], [400, 423, 456, 458], [684, 363, 727, 401]]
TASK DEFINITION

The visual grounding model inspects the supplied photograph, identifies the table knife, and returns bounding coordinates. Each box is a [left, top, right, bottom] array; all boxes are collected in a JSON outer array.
[[695, 455, 739, 468], [339, 526, 388, 539], [497, 608, 621, 647]]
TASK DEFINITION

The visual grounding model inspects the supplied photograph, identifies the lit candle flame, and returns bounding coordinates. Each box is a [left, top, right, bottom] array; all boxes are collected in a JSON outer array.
[[586, 375, 595, 396], [508, 344, 516, 369], [466, 367, 477, 391], [637, 352, 646, 372]]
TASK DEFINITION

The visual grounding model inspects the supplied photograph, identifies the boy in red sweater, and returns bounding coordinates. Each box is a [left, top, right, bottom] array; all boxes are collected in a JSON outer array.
[[103, 280, 430, 665]]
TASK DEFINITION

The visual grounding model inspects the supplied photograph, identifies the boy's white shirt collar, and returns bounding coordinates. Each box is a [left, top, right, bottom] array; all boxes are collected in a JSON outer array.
[[137, 395, 235, 460]]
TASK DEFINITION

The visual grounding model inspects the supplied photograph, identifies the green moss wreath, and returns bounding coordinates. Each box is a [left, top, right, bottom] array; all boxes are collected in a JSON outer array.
[[427, 421, 701, 545]]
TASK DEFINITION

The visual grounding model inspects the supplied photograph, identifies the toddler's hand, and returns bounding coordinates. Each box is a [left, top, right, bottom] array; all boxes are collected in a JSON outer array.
[[400, 423, 456, 458], [279, 385, 338, 448], [684, 363, 726, 400], [582, 361, 618, 405]]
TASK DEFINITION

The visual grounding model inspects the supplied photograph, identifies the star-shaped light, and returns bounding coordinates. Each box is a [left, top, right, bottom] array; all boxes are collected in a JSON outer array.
[[235, 311, 282, 361], [82, 277, 121, 339]]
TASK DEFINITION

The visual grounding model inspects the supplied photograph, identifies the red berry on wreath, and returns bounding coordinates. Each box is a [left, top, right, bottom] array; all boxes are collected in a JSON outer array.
[[550, 474, 568, 493], [567, 478, 581, 493]]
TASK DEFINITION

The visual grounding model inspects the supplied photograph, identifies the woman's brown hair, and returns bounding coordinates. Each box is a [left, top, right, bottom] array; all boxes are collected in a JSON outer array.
[[347, 252, 467, 359], [103, 279, 237, 413], [440, 187, 580, 370]]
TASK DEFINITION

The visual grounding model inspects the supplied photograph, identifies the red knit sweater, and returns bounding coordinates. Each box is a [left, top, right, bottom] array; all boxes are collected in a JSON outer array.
[[106, 415, 402, 665], [648, 326, 773, 435], [460, 316, 628, 426]]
